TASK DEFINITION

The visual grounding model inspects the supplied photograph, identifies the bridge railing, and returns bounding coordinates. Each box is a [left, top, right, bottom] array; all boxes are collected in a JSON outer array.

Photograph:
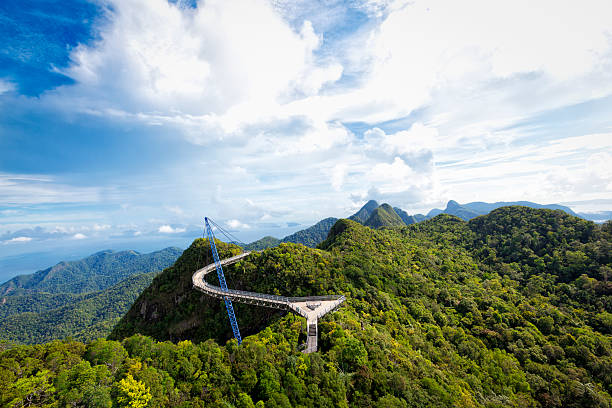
[[194, 251, 346, 312], [313, 295, 346, 320], [198, 279, 291, 304], [287, 295, 344, 302]]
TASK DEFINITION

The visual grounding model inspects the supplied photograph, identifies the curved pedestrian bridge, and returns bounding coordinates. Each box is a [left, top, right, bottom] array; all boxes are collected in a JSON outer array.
[[192, 251, 345, 353]]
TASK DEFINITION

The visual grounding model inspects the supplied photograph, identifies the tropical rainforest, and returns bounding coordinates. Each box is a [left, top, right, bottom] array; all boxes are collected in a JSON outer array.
[[0, 248, 181, 344], [1, 206, 610, 407]]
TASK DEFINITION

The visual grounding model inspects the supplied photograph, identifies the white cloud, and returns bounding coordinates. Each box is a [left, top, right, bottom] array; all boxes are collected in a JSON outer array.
[[227, 219, 251, 229], [72, 233, 87, 240], [363, 123, 439, 158], [4, 0, 612, 237], [165, 206, 185, 217], [158, 225, 186, 233], [327, 0, 612, 124], [5, 236, 32, 243], [330, 164, 347, 191], [0, 173, 102, 205], [588, 152, 612, 180], [51, 0, 341, 125], [0, 79, 15, 95]]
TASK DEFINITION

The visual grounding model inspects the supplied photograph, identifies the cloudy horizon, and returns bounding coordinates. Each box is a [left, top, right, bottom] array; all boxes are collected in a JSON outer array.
[[1, 0, 612, 274]]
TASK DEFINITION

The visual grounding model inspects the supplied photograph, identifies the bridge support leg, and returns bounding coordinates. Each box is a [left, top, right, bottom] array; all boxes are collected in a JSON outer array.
[[304, 318, 318, 354]]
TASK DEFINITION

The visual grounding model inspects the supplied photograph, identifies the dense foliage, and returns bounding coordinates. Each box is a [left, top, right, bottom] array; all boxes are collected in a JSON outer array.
[[0, 248, 181, 345], [427, 200, 580, 221], [364, 203, 405, 228], [348, 199, 379, 224], [0, 272, 157, 344], [393, 207, 426, 225], [281, 217, 339, 248], [0, 247, 181, 294], [244, 218, 340, 250], [3, 207, 611, 407], [244, 236, 281, 251]]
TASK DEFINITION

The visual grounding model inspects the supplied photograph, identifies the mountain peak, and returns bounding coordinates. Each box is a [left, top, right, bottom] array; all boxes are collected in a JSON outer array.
[[349, 199, 380, 224], [364, 203, 405, 228], [363, 199, 380, 210], [446, 200, 461, 210]]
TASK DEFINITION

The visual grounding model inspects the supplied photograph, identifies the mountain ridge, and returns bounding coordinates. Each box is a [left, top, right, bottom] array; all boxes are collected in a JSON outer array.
[[0, 247, 182, 295], [103, 206, 611, 407]]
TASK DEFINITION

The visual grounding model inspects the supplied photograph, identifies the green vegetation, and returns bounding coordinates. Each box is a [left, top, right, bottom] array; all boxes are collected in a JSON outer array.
[[348, 199, 379, 224], [0, 272, 157, 344], [364, 203, 405, 228], [281, 217, 339, 248], [2, 206, 611, 407], [393, 207, 421, 225], [244, 218, 340, 250], [0, 247, 182, 295], [441, 200, 481, 221], [244, 236, 281, 251], [0, 248, 182, 345], [428, 200, 581, 221]]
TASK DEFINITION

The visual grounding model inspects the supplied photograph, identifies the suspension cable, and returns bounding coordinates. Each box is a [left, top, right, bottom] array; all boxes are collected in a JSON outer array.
[[207, 218, 248, 248]]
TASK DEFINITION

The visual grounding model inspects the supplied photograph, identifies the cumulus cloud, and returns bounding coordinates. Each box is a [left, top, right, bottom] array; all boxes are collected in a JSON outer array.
[[3, 0, 612, 237], [158, 225, 186, 233], [226, 219, 251, 230], [72, 233, 87, 240], [329, 0, 612, 124], [540, 151, 612, 199], [48, 0, 342, 136], [1, 227, 70, 242]]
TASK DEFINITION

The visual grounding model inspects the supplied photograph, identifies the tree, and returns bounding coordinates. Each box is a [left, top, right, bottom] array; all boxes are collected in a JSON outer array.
[[8, 370, 55, 408], [115, 374, 152, 408]]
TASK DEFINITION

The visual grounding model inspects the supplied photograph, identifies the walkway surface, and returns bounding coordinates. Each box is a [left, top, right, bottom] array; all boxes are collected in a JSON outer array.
[[192, 251, 345, 353]]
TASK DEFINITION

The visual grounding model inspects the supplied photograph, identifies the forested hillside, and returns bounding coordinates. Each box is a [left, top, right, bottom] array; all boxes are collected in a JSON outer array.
[[2, 207, 610, 407], [364, 203, 405, 228], [281, 217, 338, 247], [0, 272, 157, 344], [0, 247, 182, 294], [0, 248, 182, 345], [244, 218, 339, 250], [242, 199, 597, 252]]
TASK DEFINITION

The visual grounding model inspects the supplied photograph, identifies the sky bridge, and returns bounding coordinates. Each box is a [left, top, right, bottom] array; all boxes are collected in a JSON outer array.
[[192, 250, 345, 353]]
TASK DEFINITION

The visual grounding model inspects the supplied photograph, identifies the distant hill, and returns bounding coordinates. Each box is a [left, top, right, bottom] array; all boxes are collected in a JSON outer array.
[[428, 200, 581, 221], [464, 200, 579, 216], [0, 247, 182, 344], [243, 218, 339, 251], [243, 236, 281, 251], [0, 247, 182, 295], [579, 211, 612, 223], [282, 217, 338, 247], [241, 199, 607, 251], [393, 207, 426, 225], [0, 271, 157, 344], [441, 200, 482, 221], [364, 203, 405, 228]]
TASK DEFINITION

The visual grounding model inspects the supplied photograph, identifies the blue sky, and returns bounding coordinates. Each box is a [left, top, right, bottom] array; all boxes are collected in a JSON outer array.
[[1, 0, 612, 277]]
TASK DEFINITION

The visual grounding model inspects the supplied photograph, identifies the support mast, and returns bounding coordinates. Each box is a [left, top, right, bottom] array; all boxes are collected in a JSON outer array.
[[204, 217, 242, 344]]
